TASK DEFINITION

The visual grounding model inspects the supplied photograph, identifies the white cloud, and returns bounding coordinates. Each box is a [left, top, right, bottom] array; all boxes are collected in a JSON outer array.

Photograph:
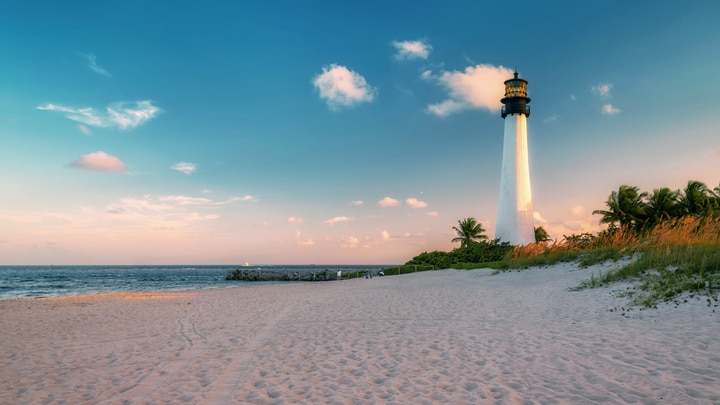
[[37, 100, 160, 130], [406, 198, 427, 208], [312, 64, 376, 111], [237, 195, 257, 202], [426, 64, 514, 117], [69, 151, 126, 172], [592, 82, 612, 98], [602, 103, 621, 115], [172, 162, 197, 175], [425, 211, 439, 217], [425, 99, 465, 117], [288, 216, 304, 224], [378, 196, 401, 207], [570, 94, 577, 101], [213, 195, 256, 205], [351, 200, 364, 206], [392, 39, 432, 60], [324, 216, 352, 225], [79, 52, 111, 77]]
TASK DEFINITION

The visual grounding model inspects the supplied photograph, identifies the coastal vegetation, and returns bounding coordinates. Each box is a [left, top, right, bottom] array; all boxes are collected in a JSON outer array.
[[400, 180, 720, 308]]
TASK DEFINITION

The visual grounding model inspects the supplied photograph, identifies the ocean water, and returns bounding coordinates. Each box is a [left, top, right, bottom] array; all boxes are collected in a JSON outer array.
[[0, 265, 393, 300]]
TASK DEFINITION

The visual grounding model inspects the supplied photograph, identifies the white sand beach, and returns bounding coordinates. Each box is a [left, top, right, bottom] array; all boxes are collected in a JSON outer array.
[[1, 262, 719, 404]]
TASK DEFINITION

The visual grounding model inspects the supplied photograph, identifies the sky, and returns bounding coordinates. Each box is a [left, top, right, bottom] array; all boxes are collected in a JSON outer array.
[[1, 1, 719, 265]]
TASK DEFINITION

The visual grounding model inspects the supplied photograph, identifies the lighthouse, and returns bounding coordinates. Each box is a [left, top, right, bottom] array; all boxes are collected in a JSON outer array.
[[496, 72, 535, 245]]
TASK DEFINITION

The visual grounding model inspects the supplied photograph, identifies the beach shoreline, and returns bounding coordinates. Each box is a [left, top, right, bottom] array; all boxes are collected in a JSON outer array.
[[1, 262, 718, 404]]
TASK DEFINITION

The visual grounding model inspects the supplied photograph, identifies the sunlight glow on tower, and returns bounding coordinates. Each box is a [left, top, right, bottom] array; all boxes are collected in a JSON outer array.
[[496, 72, 535, 245]]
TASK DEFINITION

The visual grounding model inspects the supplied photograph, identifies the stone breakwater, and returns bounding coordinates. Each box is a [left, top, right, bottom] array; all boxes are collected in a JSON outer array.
[[225, 269, 335, 282]]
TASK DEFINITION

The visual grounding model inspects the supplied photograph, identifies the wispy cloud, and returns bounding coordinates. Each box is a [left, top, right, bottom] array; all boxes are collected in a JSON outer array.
[[69, 151, 126, 172], [340, 235, 360, 248], [78, 52, 111, 77], [425, 211, 439, 217], [312, 64, 376, 111], [295, 230, 314, 246], [172, 162, 197, 175], [592, 82, 613, 98], [106, 194, 225, 228], [351, 200, 364, 206], [324, 216, 352, 225], [406, 198, 427, 208], [426, 64, 514, 117], [392, 39, 432, 60], [78, 124, 92, 135], [602, 103, 621, 115], [543, 114, 559, 123], [108, 194, 245, 219], [37, 101, 160, 130], [378, 196, 401, 207], [129, 195, 252, 207], [157, 195, 212, 205]]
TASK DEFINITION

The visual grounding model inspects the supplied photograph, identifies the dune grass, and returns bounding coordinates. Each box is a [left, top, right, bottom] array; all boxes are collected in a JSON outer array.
[[507, 217, 720, 308]]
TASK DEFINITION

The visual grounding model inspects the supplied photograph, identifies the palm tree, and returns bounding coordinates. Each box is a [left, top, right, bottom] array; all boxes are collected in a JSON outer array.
[[712, 183, 720, 215], [451, 217, 488, 247], [678, 180, 712, 217], [592, 185, 648, 232], [534, 226, 551, 243], [645, 187, 681, 227]]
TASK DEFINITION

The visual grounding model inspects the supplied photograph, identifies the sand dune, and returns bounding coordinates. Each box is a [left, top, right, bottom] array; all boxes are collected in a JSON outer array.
[[1, 262, 718, 404]]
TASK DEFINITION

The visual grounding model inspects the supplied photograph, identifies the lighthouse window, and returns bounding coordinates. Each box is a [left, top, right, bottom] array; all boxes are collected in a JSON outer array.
[[505, 81, 527, 97]]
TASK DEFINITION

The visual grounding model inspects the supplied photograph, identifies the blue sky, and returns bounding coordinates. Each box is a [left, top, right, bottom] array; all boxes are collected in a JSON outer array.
[[1, 1, 719, 265]]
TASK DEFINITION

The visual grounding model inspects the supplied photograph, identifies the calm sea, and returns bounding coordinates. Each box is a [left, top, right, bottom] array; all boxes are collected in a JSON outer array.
[[0, 265, 393, 300]]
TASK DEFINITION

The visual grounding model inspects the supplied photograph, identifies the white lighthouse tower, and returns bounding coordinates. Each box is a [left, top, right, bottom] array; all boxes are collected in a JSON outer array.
[[496, 72, 535, 245]]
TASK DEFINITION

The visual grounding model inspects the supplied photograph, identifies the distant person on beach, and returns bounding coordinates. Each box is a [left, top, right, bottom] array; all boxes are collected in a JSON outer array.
[[379, 269, 384, 277], [337, 269, 342, 281], [323, 268, 328, 281]]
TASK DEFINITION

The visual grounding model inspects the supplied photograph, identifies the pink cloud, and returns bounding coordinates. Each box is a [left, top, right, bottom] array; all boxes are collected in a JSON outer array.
[[378, 196, 400, 207], [288, 216, 305, 224], [324, 216, 352, 225], [69, 151, 126, 172], [406, 198, 427, 208]]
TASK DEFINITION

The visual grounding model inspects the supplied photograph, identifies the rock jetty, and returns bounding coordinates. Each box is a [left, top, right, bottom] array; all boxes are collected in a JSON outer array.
[[225, 269, 334, 282]]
